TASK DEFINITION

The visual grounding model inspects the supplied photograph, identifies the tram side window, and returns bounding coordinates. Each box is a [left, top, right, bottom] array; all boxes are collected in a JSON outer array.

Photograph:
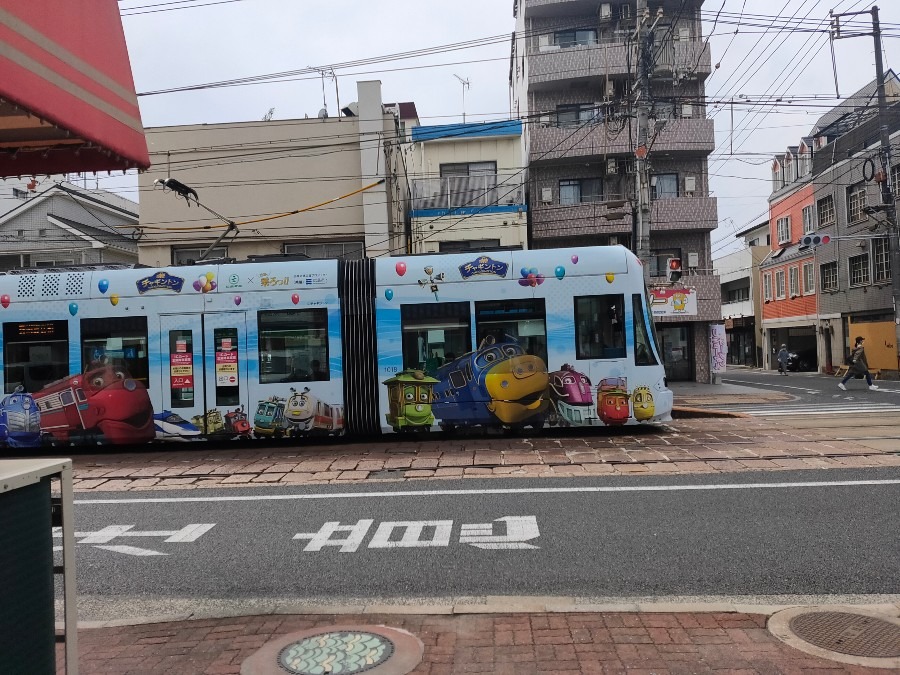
[[3, 321, 70, 393], [258, 309, 329, 383], [574, 295, 626, 360], [81, 317, 150, 387], [401, 302, 472, 376], [632, 294, 659, 366], [475, 299, 547, 362]]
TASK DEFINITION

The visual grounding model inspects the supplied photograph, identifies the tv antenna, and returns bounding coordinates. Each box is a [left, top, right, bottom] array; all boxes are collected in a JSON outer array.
[[453, 74, 470, 122], [311, 67, 340, 121]]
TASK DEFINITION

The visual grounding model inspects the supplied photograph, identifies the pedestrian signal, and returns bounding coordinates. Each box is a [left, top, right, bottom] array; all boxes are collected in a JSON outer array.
[[801, 234, 831, 247], [666, 257, 683, 283]]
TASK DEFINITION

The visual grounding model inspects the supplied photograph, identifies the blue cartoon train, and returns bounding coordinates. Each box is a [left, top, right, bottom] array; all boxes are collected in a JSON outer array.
[[0, 387, 42, 448]]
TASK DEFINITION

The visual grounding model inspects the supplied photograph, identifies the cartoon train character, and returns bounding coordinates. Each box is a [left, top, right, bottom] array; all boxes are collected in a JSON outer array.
[[432, 335, 549, 430], [254, 396, 287, 438], [153, 411, 202, 441], [0, 387, 43, 448], [32, 366, 155, 445], [192, 409, 226, 435], [597, 377, 630, 426], [284, 387, 345, 436], [631, 385, 655, 422], [383, 370, 439, 432], [547, 364, 596, 426], [225, 405, 252, 437]]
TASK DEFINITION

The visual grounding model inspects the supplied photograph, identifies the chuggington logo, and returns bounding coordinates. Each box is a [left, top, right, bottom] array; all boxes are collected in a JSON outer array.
[[136, 271, 185, 294], [459, 256, 509, 279]]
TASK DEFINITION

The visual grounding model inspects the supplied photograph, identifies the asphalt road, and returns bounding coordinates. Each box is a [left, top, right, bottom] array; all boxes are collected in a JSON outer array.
[[62, 468, 900, 603]]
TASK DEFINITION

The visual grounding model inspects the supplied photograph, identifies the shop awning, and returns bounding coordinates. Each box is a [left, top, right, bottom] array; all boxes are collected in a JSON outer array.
[[0, 2, 149, 177]]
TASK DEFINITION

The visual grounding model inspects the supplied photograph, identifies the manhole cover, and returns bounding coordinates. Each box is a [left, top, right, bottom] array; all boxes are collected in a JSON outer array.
[[789, 612, 900, 658], [278, 631, 394, 674]]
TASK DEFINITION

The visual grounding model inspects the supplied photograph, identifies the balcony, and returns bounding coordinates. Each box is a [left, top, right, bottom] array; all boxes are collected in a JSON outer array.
[[721, 298, 753, 320], [530, 117, 714, 163], [410, 173, 525, 217], [650, 196, 718, 230], [528, 39, 711, 90], [523, 0, 606, 18]]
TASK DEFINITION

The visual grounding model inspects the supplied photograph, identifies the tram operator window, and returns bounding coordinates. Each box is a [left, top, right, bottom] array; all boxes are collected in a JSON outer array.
[[475, 299, 547, 362], [632, 294, 659, 366], [258, 309, 329, 383], [81, 317, 149, 386], [3, 321, 70, 393], [574, 295, 626, 360], [401, 302, 471, 376]]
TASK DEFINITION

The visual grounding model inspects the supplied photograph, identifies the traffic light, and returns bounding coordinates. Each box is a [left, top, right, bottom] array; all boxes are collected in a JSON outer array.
[[801, 234, 831, 247], [666, 257, 683, 283]]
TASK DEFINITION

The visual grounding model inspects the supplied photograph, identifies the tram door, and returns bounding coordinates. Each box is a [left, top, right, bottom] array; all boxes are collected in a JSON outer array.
[[158, 314, 206, 439], [201, 312, 250, 437]]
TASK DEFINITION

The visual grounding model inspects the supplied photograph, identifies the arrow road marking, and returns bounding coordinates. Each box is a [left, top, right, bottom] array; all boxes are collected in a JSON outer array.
[[53, 524, 216, 556]]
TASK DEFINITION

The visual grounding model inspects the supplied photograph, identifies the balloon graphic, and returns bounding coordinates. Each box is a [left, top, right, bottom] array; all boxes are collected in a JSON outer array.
[[526, 273, 537, 288], [205, 272, 215, 281], [555, 266, 566, 280], [209, 281, 217, 291], [110, 294, 119, 306], [571, 255, 579, 264], [68, 303, 78, 316], [384, 288, 394, 301], [395, 261, 407, 277], [98, 279, 109, 294], [520, 267, 529, 277], [536, 274, 545, 285], [234, 295, 242, 306], [291, 293, 300, 305], [0, 294, 9, 308], [193, 280, 203, 292], [605, 272, 615, 284]]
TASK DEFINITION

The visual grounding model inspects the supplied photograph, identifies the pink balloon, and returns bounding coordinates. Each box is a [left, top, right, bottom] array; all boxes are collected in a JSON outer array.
[[396, 261, 407, 277], [291, 293, 300, 305], [0, 295, 8, 309]]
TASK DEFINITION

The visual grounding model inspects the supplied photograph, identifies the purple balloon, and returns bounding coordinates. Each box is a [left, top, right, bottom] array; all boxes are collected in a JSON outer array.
[[209, 281, 217, 290], [536, 274, 545, 285], [234, 295, 242, 306], [192, 280, 203, 291], [518, 279, 530, 287], [571, 255, 579, 264]]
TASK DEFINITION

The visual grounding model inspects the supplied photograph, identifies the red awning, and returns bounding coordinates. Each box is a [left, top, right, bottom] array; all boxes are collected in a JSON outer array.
[[0, 1, 149, 177]]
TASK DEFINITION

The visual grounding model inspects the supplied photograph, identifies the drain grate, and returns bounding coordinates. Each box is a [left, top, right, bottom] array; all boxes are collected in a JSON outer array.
[[789, 612, 900, 658]]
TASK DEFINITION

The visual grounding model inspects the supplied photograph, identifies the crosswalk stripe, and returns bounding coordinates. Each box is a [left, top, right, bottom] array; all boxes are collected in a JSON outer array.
[[707, 403, 900, 416]]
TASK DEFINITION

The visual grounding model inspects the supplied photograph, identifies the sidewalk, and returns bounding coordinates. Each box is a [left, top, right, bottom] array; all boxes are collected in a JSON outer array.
[[58, 602, 900, 674]]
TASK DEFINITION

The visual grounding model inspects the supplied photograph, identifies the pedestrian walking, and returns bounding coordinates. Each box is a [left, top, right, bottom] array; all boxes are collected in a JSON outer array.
[[776, 344, 789, 375], [838, 336, 879, 391]]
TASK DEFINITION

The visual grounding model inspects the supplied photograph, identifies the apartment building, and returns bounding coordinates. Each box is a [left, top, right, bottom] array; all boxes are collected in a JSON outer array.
[[406, 120, 527, 253], [760, 72, 900, 375], [137, 81, 406, 266], [510, 0, 721, 381]]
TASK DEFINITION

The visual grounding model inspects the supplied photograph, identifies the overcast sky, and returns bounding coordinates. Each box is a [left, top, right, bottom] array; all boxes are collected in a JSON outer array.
[[101, 0, 900, 257]]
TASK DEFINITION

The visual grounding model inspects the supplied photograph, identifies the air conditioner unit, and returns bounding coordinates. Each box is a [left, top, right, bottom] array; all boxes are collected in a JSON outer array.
[[539, 114, 551, 127], [609, 235, 620, 246], [607, 158, 619, 175], [599, 3, 612, 21], [676, 27, 690, 41], [540, 187, 553, 204], [681, 103, 693, 118], [619, 3, 632, 20], [684, 175, 697, 193]]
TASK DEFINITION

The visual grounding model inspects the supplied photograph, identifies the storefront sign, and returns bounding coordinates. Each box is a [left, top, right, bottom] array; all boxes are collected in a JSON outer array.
[[650, 287, 697, 316], [710, 324, 727, 373]]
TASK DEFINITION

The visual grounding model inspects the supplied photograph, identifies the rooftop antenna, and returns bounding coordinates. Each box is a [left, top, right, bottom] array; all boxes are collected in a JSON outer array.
[[311, 67, 341, 121], [453, 74, 471, 122], [262, 107, 275, 121]]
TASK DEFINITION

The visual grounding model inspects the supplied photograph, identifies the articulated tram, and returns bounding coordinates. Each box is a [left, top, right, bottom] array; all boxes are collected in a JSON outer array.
[[0, 245, 672, 449]]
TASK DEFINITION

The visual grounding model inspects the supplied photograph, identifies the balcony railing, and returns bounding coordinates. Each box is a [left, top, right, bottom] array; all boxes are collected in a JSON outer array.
[[410, 174, 525, 212]]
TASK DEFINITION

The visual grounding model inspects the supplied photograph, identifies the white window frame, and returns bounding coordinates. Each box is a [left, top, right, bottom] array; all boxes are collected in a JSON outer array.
[[848, 253, 870, 287], [820, 261, 838, 292], [775, 270, 786, 300], [802, 261, 815, 294], [872, 237, 891, 283], [847, 183, 866, 224], [788, 266, 799, 298], [801, 205, 815, 234], [776, 216, 791, 244], [816, 194, 835, 227], [763, 272, 772, 301]]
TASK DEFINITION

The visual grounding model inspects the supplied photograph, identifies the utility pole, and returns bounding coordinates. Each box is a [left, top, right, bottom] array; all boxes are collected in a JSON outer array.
[[832, 5, 900, 372], [632, 1, 662, 280]]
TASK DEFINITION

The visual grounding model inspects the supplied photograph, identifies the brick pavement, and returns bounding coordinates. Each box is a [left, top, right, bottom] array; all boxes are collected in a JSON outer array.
[[57, 610, 900, 674], [64, 417, 900, 492]]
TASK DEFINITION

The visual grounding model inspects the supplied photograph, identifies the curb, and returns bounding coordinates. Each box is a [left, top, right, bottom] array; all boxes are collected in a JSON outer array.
[[56, 596, 900, 631], [672, 405, 751, 418]]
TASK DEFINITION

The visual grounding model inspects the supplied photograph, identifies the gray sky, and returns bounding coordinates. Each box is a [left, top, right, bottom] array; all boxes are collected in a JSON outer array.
[[101, 0, 900, 257]]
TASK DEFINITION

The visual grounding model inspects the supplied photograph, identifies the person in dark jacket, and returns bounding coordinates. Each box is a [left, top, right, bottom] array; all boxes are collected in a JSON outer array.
[[839, 336, 879, 390], [776, 344, 789, 375]]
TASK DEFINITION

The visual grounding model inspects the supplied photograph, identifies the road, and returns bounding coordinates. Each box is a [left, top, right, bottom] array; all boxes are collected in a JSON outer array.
[[717, 369, 900, 416], [59, 468, 900, 621]]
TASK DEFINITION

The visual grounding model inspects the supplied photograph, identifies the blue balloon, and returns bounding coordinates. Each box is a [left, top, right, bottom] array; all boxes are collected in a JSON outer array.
[[98, 278, 109, 294], [384, 288, 394, 301], [555, 265, 566, 280], [520, 267, 529, 277], [529, 267, 538, 275], [68, 303, 78, 316]]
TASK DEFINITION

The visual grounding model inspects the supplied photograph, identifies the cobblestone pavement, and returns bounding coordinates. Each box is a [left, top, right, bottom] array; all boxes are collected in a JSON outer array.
[[64, 416, 900, 492], [58, 610, 900, 674]]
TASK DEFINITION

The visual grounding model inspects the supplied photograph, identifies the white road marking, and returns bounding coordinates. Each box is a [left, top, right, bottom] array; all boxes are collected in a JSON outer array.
[[93, 545, 168, 557], [720, 378, 819, 394], [74, 479, 900, 506]]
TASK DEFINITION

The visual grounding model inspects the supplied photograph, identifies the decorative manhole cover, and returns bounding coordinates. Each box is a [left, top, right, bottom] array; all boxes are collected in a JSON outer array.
[[277, 631, 394, 674], [789, 612, 900, 658]]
